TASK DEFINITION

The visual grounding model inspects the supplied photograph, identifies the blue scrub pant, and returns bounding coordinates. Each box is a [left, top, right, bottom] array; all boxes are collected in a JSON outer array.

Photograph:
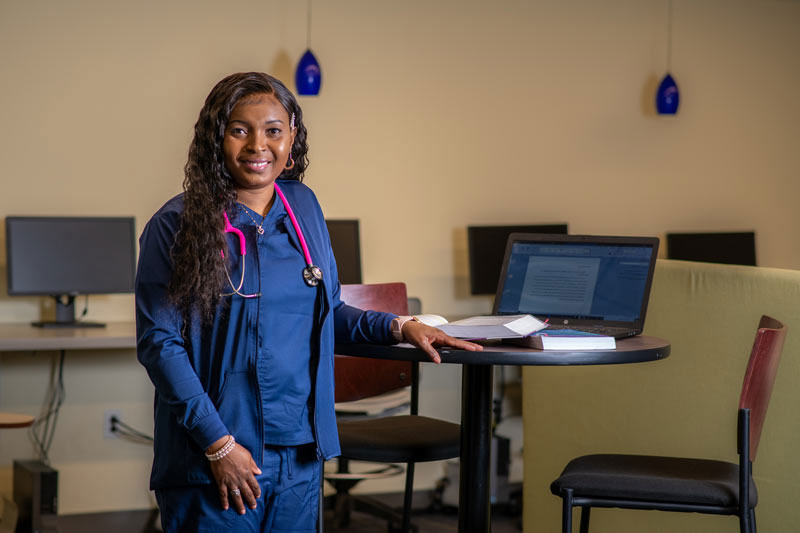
[[156, 444, 321, 533]]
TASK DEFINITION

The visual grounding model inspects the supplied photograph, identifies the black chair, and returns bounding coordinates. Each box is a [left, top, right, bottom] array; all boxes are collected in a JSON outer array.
[[324, 283, 461, 533], [550, 315, 787, 533]]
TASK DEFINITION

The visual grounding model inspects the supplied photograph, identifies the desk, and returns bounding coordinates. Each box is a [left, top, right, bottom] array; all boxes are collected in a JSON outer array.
[[0, 323, 136, 527], [0, 322, 136, 352], [335, 335, 670, 533]]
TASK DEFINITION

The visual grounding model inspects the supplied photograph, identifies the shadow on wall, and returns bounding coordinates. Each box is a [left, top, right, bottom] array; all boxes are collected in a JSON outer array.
[[270, 50, 294, 89], [641, 73, 662, 118]]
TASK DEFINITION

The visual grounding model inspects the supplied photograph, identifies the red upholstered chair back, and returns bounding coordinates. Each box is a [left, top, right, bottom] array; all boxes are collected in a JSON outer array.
[[334, 283, 412, 403], [738, 315, 787, 461]]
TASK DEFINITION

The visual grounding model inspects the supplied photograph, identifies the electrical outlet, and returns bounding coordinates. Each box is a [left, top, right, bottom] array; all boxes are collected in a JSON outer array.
[[104, 409, 121, 439]]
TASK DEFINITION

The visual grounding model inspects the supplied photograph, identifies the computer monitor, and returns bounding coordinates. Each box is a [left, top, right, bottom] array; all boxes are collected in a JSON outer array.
[[666, 231, 756, 266], [325, 219, 362, 285], [5, 216, 137, 328], [467, 224, 568, 295]]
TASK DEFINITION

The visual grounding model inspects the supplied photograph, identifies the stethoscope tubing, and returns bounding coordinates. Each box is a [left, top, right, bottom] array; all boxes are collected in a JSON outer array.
[[274, 183, 313, 267], [221, 182, 321, 298]]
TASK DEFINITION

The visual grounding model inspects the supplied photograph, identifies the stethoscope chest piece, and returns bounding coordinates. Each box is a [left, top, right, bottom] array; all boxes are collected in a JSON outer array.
[[303, 265, 323, 287]]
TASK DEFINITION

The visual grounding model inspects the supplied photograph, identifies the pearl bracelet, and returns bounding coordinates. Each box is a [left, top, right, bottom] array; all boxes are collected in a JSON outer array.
[[205, 435, 235, 462]]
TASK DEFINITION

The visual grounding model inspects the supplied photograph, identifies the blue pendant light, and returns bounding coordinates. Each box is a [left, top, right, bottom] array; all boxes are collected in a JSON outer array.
[[295, 0, 322, 96], [656, 0, 679, 115], [296, 50, 321, 96], [656, 74, 679, 114]]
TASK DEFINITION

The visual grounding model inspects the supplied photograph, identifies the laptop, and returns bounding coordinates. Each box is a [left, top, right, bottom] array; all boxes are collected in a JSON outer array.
[[492, 234, 660, 339]]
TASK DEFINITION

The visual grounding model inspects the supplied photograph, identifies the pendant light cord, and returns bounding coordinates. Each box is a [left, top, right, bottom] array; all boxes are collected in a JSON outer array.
[[666, 0, 673, 72], [306, 0, 313, 49]]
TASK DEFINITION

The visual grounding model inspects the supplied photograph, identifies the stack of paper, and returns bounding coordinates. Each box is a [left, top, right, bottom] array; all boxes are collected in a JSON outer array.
[[423, 314, 547, 340]]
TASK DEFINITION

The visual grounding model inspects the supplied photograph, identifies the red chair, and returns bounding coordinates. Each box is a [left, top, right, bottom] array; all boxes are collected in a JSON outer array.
[[550, 315, 787, 533], [324, 283, 461, 533]]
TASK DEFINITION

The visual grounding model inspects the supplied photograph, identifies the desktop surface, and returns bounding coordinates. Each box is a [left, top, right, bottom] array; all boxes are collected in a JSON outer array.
[[0, 321, 136, 352], [336, 335, 670, 366]]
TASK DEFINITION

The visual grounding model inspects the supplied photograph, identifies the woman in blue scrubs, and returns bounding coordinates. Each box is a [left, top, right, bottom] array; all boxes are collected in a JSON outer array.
[[135, 72, 481, 532]]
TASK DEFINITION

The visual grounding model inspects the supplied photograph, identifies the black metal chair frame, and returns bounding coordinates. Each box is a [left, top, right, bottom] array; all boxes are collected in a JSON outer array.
[[558, 408, 756, 533], [321, 283, 461, 533], [553, 315, 786, 533], [325, 363, 424, 533]]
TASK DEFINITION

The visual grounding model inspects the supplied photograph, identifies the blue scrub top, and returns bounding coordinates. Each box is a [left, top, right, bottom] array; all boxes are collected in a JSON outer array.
[[136, 180, 398, 490], [240, 199, 314, 445]]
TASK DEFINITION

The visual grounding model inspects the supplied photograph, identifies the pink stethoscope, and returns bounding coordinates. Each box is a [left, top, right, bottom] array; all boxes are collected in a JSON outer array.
[[221, 183, 322, 298]]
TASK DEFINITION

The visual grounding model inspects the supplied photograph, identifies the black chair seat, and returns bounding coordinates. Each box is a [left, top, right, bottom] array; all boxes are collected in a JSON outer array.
[[551, 454, 758, 508], [338, 415, 460, 463]]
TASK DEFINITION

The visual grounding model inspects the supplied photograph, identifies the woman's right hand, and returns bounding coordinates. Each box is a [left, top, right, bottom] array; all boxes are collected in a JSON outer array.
[[207, 437, 262, 514]]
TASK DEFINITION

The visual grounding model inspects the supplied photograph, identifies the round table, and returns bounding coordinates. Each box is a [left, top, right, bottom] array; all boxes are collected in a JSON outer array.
[[334, 335, 670, 533]]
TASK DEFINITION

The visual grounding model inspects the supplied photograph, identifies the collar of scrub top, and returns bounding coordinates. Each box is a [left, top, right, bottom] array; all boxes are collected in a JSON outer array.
[[220, 182, 323, 299]]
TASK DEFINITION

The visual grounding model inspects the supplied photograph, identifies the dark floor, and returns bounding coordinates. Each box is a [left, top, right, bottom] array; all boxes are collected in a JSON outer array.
[[322, 490, 522, 533], [56, 492, 523, 532]]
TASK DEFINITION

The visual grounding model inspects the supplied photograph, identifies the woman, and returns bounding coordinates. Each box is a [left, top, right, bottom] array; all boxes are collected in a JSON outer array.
[[135, 72, 481, 532]]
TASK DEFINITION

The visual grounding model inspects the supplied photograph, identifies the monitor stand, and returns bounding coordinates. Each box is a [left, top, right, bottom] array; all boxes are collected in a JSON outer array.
[[31, 295, 106, 329]]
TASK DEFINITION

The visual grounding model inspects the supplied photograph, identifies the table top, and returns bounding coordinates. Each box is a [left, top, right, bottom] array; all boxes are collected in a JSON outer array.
[[0, 321, 136, 352], [335, 335, 670, 366], [0, 412, 35, 428]]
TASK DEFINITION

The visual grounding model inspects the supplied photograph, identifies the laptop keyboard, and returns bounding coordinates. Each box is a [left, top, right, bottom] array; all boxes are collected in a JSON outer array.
[[545, 324, 638, 339]]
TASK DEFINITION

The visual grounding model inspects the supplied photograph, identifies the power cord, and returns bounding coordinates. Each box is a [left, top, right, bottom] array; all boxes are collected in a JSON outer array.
[[77, 294, 89, 322], [29, 350, 66, 465], [110, 415, 154, 445]]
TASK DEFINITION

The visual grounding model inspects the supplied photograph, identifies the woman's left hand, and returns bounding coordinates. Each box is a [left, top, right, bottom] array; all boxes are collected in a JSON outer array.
[[400, 320, 483, 364]]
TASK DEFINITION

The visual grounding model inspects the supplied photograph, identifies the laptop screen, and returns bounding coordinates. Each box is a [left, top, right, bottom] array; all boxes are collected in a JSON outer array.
[[493, 235, 659, 327]]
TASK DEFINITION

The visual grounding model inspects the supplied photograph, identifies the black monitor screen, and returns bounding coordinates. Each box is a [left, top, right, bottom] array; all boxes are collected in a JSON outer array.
[[666, 232, 756, 266], [468, 224, 568, 295], [326, 219, 362, 285], [5, 216, 137, 296]]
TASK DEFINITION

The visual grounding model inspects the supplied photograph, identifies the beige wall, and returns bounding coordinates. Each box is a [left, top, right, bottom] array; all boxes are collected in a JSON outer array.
[[0, 0, 798, 518]]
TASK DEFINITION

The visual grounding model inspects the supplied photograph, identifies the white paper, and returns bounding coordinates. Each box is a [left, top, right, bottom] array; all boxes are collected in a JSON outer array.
[[437, 324, 523, 339], [436, 314, 546, 340]]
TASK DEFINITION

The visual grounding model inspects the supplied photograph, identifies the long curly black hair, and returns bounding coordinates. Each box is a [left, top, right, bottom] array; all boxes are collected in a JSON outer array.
[[168, 72, 309, 323]]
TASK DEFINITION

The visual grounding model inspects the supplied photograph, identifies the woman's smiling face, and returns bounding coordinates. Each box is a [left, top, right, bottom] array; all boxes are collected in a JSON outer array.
[[223, 93, 296, 196]]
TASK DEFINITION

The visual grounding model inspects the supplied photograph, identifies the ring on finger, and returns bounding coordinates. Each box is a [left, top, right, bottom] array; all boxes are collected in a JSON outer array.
[[230, 488, 241, 496]]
